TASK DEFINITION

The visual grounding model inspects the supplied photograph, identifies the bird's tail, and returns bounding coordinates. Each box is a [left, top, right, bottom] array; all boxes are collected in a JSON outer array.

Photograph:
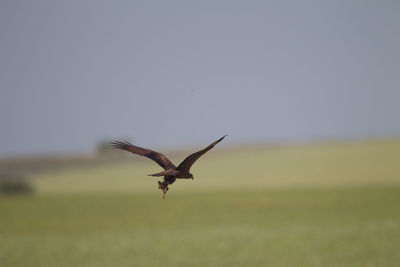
[[148, 169, 178, 177]]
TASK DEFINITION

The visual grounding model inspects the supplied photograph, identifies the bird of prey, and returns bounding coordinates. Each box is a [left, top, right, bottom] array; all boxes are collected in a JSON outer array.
[[110, 135, 227, 199]]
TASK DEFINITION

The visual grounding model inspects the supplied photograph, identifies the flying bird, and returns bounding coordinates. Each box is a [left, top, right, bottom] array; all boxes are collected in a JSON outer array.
[[110, 135, 227, 199]]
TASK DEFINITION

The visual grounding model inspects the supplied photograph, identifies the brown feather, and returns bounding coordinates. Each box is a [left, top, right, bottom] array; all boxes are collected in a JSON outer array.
[[148, 169, 179, 177], [176, 135, 227, 173], [109, 141, 176, 170]]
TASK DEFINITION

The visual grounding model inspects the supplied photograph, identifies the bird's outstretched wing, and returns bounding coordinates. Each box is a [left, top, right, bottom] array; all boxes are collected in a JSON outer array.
[[176, 135, 227, 173], [110, 141, 176, 170]]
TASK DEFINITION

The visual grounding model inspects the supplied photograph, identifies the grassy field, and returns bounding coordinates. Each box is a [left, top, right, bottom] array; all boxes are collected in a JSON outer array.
[[1, 139, 400, 266]]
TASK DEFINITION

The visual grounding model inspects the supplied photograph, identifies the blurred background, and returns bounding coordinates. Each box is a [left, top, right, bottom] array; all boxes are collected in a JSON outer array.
[[1, 1, 399, 266]]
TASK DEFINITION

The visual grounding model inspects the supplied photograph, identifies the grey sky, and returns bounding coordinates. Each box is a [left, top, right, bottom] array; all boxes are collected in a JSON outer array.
[[0, 0, 399, 156]]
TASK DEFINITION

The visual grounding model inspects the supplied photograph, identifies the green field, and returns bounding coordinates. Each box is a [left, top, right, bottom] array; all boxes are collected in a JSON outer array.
[[1, 139, 400, 266]]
